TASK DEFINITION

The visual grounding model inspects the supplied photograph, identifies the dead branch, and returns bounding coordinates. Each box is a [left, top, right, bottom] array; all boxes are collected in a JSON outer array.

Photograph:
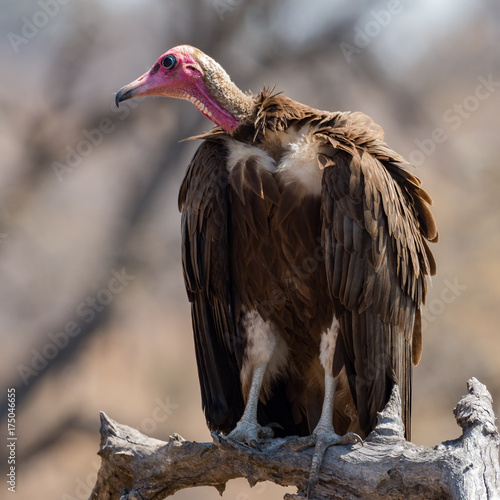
[[89, 378, 500, 500]]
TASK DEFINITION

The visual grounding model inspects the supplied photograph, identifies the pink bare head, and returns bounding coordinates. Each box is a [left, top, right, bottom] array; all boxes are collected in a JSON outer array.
[[115, 45, 253, 132]]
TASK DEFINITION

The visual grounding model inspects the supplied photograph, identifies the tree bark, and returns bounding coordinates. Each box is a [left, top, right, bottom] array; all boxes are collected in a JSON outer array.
[[89, 377, 500, 499]]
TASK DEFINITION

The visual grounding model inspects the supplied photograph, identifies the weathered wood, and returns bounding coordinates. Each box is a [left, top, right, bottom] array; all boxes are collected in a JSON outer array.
[[89, 378, 500, 500]]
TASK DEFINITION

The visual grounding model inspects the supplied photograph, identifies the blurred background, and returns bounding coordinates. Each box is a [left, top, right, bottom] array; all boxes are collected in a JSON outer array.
[[1, 0, 499, 498]]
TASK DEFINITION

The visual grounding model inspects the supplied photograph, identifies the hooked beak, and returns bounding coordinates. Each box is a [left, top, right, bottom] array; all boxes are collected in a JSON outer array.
[[115, 71, 152, 107], [115, 83, 136, 107]]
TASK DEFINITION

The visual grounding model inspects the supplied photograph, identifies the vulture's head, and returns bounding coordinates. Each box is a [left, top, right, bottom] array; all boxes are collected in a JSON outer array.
[[115, 45, 254, 133]]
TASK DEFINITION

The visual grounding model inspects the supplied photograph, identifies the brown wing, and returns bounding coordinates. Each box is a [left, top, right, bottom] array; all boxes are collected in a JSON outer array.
[[316, 113, 437, 439], [178, 139, 244, 433]]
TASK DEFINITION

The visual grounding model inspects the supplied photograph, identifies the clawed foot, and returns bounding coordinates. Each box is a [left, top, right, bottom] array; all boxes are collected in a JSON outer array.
[[227, 420, 274, 449], [294, 426, 362, 499]]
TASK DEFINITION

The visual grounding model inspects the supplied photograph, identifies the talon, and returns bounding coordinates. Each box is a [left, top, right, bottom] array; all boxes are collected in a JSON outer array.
[[291, 435, 316, 452], [227, 420, 274, 445], [339, 431, 362, 445], [303, 427, 363, 497], [226, 436, 243, 448], [211, 430, 224, 449], [267, 421, 284, 431], [249, 439, 262, 451], [306, 478, 314, 500], [259, 426, 275, 439]]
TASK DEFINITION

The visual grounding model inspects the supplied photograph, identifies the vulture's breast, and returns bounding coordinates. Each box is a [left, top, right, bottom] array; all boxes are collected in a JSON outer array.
[[225, 127, 325, 197], [224, 127, 333, 340], [274, 128, 324, 197]]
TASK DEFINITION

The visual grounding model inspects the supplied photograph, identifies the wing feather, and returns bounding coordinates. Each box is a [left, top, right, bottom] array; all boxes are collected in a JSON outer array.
[[179, 139, 244, 433], [317, 113, 436, 439]]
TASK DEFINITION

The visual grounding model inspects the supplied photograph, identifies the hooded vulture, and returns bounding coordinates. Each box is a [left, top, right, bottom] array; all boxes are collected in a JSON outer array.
[[116, 45, 437, 486]]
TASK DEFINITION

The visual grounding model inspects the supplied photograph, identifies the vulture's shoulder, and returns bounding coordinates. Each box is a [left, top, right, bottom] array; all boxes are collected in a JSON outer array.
[[253, 89, 386, 147], [253, 89, 321, 135], [312, 110, 386, 150]]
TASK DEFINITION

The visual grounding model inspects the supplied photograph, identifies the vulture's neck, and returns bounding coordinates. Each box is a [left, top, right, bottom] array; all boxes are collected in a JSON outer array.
[[195, 50, 255, 132]]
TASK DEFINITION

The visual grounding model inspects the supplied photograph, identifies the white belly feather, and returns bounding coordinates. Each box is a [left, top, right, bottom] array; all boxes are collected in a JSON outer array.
[[275, 129, 324, 197], [225, 126, 324, 198]]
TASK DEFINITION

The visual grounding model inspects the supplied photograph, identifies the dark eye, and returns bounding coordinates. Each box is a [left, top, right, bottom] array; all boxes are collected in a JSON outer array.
[[161, 55, 177, 70]]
